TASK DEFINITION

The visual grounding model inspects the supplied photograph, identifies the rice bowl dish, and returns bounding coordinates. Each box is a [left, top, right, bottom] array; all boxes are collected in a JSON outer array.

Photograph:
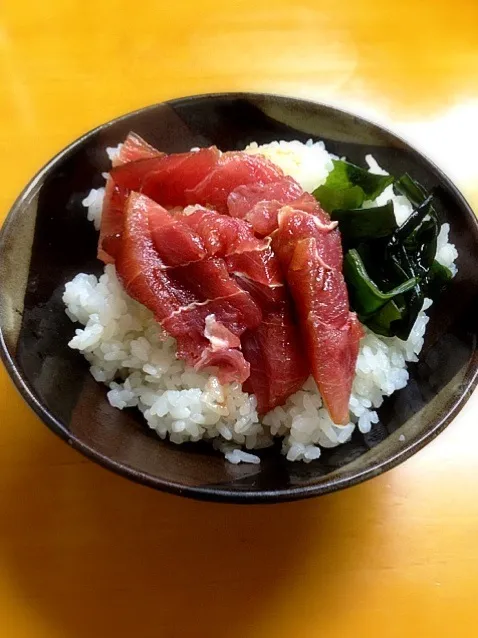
[[63, 137, 458, 465]]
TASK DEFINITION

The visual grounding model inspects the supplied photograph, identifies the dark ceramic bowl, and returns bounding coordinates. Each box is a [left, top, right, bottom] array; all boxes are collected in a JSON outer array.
[[1, 93, 477, 503]]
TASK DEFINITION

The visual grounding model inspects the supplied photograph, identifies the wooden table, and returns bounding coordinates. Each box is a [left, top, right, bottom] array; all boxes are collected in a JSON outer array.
[[1, 1, 477, 636]]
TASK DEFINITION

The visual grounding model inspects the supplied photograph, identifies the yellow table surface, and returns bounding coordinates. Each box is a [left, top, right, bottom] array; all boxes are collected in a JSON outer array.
[[1, 1, 478, 636]]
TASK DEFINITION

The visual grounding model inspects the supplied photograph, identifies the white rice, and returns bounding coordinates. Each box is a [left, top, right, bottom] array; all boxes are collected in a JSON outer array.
[[245, 139, 334, 193], [83, 188, 105, 231], [70, 140, 458, 463]]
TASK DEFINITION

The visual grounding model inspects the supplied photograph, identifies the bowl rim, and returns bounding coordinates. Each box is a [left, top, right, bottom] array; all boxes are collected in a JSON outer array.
[[1, 91, 478, 504]]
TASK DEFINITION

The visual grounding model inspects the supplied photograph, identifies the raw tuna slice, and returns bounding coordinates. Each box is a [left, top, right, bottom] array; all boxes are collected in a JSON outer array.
[[272, 201, 362, 425], [116, 193, 261, 383], [110, 147, 221, 207], [149, 205, 207, 267], [163, 257, 261, 376], [112, 132, 163, 166], [235, 255, 308, 414], [98, 133, 163, 264], [195, 314, 248, 387], [181, 207, 264, 257], [102, 148, 283, 263], [227, 177, 304, 236], [98, 180, 130, 264], [116, 193, 196, 322], [185, 152, 285, 214], [273, 194, 343, 270], [181, 207, 308, 412], [241, 311, 308, 414]]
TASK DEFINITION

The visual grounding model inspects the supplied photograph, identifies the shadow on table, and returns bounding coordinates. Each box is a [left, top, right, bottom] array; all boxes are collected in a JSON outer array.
[[0, 433, 382, 638]]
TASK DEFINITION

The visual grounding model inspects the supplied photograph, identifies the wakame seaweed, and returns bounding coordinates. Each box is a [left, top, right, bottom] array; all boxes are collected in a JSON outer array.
[[316, 164, 452, 339], [331, 202, 397, 244], [313, 159, 393, 213]]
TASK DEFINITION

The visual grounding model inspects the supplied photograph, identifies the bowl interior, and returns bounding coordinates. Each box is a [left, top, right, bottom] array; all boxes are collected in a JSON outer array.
[[1, 93, 477, 502]]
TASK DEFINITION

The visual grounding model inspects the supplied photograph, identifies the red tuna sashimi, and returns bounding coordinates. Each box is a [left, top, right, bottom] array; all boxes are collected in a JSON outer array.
[[148, 206, 262, 345], [226, 248, 284, 308], [181, 207, 283, 308], [181, 207, 285, 305], [116, 193, 261, 383], [98, 133, 163, 264], [184, 152, 285, 214], [149, 205, 207, 267], [241, 311, 308, 414], [163, 258, 259, 383], [110, 147, 221, 208], [234, 253, 308, 413], [181, 207, 308, 412], [163, 257, 261, 348], [113, 132, 163, 166], [272, 194, 343, 270], [101, 147, 283, 263], [227, 177, 304, 236], [181, 207, 264, 257], [98, 180, 129, 264], [272, 203, 362, 425]]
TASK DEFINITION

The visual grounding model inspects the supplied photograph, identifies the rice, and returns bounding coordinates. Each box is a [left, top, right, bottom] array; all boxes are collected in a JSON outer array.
[[245, 139, 334, 192], [65, 139, 458, 463], [82, 188, 105, 231]]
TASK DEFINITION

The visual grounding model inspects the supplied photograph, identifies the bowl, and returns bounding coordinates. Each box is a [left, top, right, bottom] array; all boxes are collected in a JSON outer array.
[[1, 93, 477, 503]]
